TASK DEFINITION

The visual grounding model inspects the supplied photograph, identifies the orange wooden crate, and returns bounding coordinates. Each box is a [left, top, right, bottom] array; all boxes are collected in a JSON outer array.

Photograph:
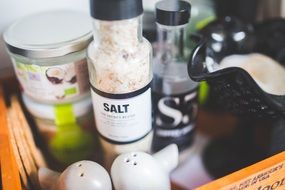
[[196, 152, 285, 190], [0, 81, 47, 190]]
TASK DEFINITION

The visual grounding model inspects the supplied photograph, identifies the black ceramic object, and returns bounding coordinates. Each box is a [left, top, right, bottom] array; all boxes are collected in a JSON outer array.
[[255, 18, 285, 64], [198, 16, 255, 63], [189, 43, 285, 118], [188, 17, 285, 118], [191, 17, 285, 179]]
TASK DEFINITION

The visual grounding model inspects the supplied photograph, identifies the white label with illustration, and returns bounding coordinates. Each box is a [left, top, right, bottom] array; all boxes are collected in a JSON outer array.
[[91, 86, 152, 143], [12, 59, 89, 102]]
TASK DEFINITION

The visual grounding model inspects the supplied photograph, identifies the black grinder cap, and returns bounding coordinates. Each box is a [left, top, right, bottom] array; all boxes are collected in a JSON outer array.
[[90, 0, 143, 20], [155, 0, 191, 26]]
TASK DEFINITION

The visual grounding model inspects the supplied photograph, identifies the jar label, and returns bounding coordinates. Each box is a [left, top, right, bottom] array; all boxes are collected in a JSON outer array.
[[91, 84, 152, 143], [12, 59, 89, 103], [152, 89, 198, 151]]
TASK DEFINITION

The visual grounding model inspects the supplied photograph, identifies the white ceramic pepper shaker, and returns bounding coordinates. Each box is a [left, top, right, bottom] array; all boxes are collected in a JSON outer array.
[[111, 144, 179, 190], [87, 0, 153, 164], [39, 161, 112, 190]]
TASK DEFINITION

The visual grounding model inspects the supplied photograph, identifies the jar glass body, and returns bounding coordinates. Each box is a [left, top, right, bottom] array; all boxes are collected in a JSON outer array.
[[87, 15, 153, 154], [9, 49, 90, 104]]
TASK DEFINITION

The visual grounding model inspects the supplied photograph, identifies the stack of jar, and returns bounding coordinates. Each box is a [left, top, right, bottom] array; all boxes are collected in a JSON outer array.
[[4, 0, 199, 171], [3, 11, 99, 167], [87, 0, 199, 169]]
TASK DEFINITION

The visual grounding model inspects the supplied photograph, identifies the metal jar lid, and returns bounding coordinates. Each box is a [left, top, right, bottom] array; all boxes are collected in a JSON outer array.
[[3, 10, 92, 59]]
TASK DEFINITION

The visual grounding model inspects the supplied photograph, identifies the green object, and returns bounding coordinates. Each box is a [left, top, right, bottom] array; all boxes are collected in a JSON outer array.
[[54, 104, 76, 125], [49, 124, 94, 165], [196, 16, 216, 30], [198, 81, 210, 105], [64, 87, 77, 96], [49, 103, 94, 165]]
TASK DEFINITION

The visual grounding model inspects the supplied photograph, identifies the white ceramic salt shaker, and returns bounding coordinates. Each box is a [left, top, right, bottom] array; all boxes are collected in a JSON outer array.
[[111, 144, 179, 190], [39, 160, 112, 190]]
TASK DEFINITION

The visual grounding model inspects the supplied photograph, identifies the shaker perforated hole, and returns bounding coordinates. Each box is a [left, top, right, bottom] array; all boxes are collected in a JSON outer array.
[[125, 158, 130, 163], [78, 164, 82, 167], [133, 162, 137, 166], [132, 153, 137, 157], [80, 173, 84, 177]]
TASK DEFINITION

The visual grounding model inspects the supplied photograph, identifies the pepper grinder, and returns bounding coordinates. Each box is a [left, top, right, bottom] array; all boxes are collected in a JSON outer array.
[[111, 144, 179, 190]]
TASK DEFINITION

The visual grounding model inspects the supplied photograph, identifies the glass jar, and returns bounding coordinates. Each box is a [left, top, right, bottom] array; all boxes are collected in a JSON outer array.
[[152, 0, 199, 154], [4, 11, 92, 104], [22, 94, 99, 166], [88, 0, 153, 144], [87, 0, 153, 168]]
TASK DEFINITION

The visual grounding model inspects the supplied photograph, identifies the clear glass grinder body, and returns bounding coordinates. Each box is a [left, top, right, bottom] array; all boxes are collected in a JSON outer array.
[[152, 0, 199, 153]]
